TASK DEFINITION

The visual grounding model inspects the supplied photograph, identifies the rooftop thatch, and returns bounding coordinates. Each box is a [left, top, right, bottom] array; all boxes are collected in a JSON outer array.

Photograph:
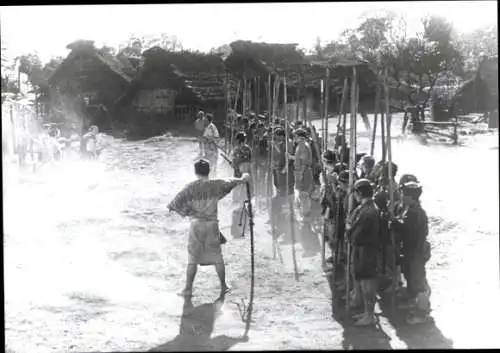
[[225, 40, 307, 78], [117, 47, 231, 107], [49, 41, 132, 89]]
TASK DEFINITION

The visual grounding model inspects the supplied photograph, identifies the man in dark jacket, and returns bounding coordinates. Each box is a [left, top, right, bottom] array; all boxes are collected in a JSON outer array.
[[393, 179, 432, 324], [346, 178, 381, 326]]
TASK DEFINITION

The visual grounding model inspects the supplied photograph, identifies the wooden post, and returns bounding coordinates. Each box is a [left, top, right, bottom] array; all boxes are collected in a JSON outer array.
[[268, 73, 272, 118], [384, 67, 396, 314], [370, 74, 381, 157], [273, 73, 280, 117], [355, 84, 359, 153], [296, 76, 301, 122], [284, 73, 299, 281], [345, 66, 357, 316], [224, 70, 229, 153], [302, 84, 307, 123], [320, 79, 325, 145], [380, 87, 387, 162], [256, 76, 260, 115], [324, 67, 330, 149], [234, 80, 241, 112], [337, 78, 348, 138]]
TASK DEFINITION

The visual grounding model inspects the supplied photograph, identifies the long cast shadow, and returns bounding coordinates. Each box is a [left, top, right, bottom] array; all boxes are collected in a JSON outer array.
[[149, 296, 247, 352], [378, 293, 454, 349], [325, 276, 393, 350]]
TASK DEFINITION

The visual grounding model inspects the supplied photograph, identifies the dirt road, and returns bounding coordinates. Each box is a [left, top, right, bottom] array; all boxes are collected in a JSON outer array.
[[4, 117, 499, 352]]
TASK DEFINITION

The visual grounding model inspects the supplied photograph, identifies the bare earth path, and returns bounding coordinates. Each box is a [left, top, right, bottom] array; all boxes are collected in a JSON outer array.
[[4, 116, 500, 352]]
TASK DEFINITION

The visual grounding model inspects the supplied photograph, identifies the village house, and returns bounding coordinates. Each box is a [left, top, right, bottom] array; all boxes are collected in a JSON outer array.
[[453, 56, 498, 127], [114, 47, 228, 138], [48, 40, 133, 133]]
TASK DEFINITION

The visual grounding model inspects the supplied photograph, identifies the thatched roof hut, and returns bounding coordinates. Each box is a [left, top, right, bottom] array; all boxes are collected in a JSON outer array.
[[116, 47, 228, 108], [224, 40, 306, 79], [453, 56, 498, 114], [48, 40, 132, 107]]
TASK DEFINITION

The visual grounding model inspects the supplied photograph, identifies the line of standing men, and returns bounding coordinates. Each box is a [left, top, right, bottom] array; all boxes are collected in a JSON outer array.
[[193, 109, 433, 327]]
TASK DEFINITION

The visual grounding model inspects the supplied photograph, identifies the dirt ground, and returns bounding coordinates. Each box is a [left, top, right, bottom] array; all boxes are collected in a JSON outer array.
[[4, 114, 500, 352]]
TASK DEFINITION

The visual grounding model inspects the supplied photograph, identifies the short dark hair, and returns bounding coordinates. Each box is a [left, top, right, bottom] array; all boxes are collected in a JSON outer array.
[[194, 159, 210, 176], [206, 113, 214, 123]]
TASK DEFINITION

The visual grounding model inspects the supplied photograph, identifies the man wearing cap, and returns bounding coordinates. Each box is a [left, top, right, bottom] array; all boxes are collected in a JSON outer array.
[[373, 161, 402, 295], [333, 169, 354, 271], [393, 178, 432, 324], [168, 159, 251, 297], [346, 178, 381, 326], [320, 149, 339, 267], [203, 114, 220, 178]]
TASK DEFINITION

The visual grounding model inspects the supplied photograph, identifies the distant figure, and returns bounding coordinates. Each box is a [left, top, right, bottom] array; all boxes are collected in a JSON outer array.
[[168, 159, 251, 297], [81, 125, 100, 159], [203, 114, 220, 178], [194, 110, 207, 156]]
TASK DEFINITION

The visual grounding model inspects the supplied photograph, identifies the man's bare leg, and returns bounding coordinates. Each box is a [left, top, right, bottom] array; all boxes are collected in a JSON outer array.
[[215, 262, 231, 295], [179, 264, 197, 296]]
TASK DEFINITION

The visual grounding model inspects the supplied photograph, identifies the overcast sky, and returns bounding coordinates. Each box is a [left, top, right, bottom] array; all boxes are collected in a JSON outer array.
[[1, 2, 497, 63]]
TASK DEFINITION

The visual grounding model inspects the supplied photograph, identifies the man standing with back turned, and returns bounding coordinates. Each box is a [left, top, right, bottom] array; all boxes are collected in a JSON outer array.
[[168, 159, 251, 297]]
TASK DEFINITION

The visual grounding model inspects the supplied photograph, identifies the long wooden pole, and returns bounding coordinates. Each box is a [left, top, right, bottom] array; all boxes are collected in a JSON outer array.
[[233, 79, 241, 113], [320, 79, 325, 145], [243, 69, 248, 116], [295, 76, 301, 121], [345, 67, 357, 316], [302, 79, 307, 123], [384, 67, 396, 314], [268, 73, 284, 264], [337, 78, 348, 143], [224, 70, 230, 153], [370, 73, 381, 157], [324, 68, 330, 149], [284, 74, 299, 281]]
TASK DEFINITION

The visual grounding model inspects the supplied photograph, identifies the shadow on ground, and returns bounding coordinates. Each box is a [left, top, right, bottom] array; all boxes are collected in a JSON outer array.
[[325, 276, 454, 349], [326, 276, 393, 350], [378, 296, 454, 349], [149, 296, 247, 352]]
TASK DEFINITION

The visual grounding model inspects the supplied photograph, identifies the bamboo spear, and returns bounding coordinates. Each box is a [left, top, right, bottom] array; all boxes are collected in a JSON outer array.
[[268, 73, 284, 264], [324, 67, 330, 149], [243, 71, 248, 116], [384, 67, 397, 314], [284, 74, 299, 281], [295, 76, 300, 121], [370, 73, 381, 157], [345, 67, 357, 316], [321, 78, 325, 146], [224, 70, 230, 153]]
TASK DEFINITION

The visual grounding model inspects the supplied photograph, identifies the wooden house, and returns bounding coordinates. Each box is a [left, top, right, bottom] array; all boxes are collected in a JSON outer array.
[[453, 57, 498, 118], [48, 40, 132, 132], [114, 47, 228, 138]]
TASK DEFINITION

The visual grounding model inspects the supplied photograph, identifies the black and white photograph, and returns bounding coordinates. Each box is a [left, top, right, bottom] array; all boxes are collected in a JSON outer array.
[[1, 2, 499, 351]]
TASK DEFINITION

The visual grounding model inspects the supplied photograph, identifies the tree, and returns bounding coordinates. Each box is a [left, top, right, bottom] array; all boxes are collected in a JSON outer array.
[[313, 14, 466, 110], [454, 24, 498, 77], [118, 33, 184, 54]]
